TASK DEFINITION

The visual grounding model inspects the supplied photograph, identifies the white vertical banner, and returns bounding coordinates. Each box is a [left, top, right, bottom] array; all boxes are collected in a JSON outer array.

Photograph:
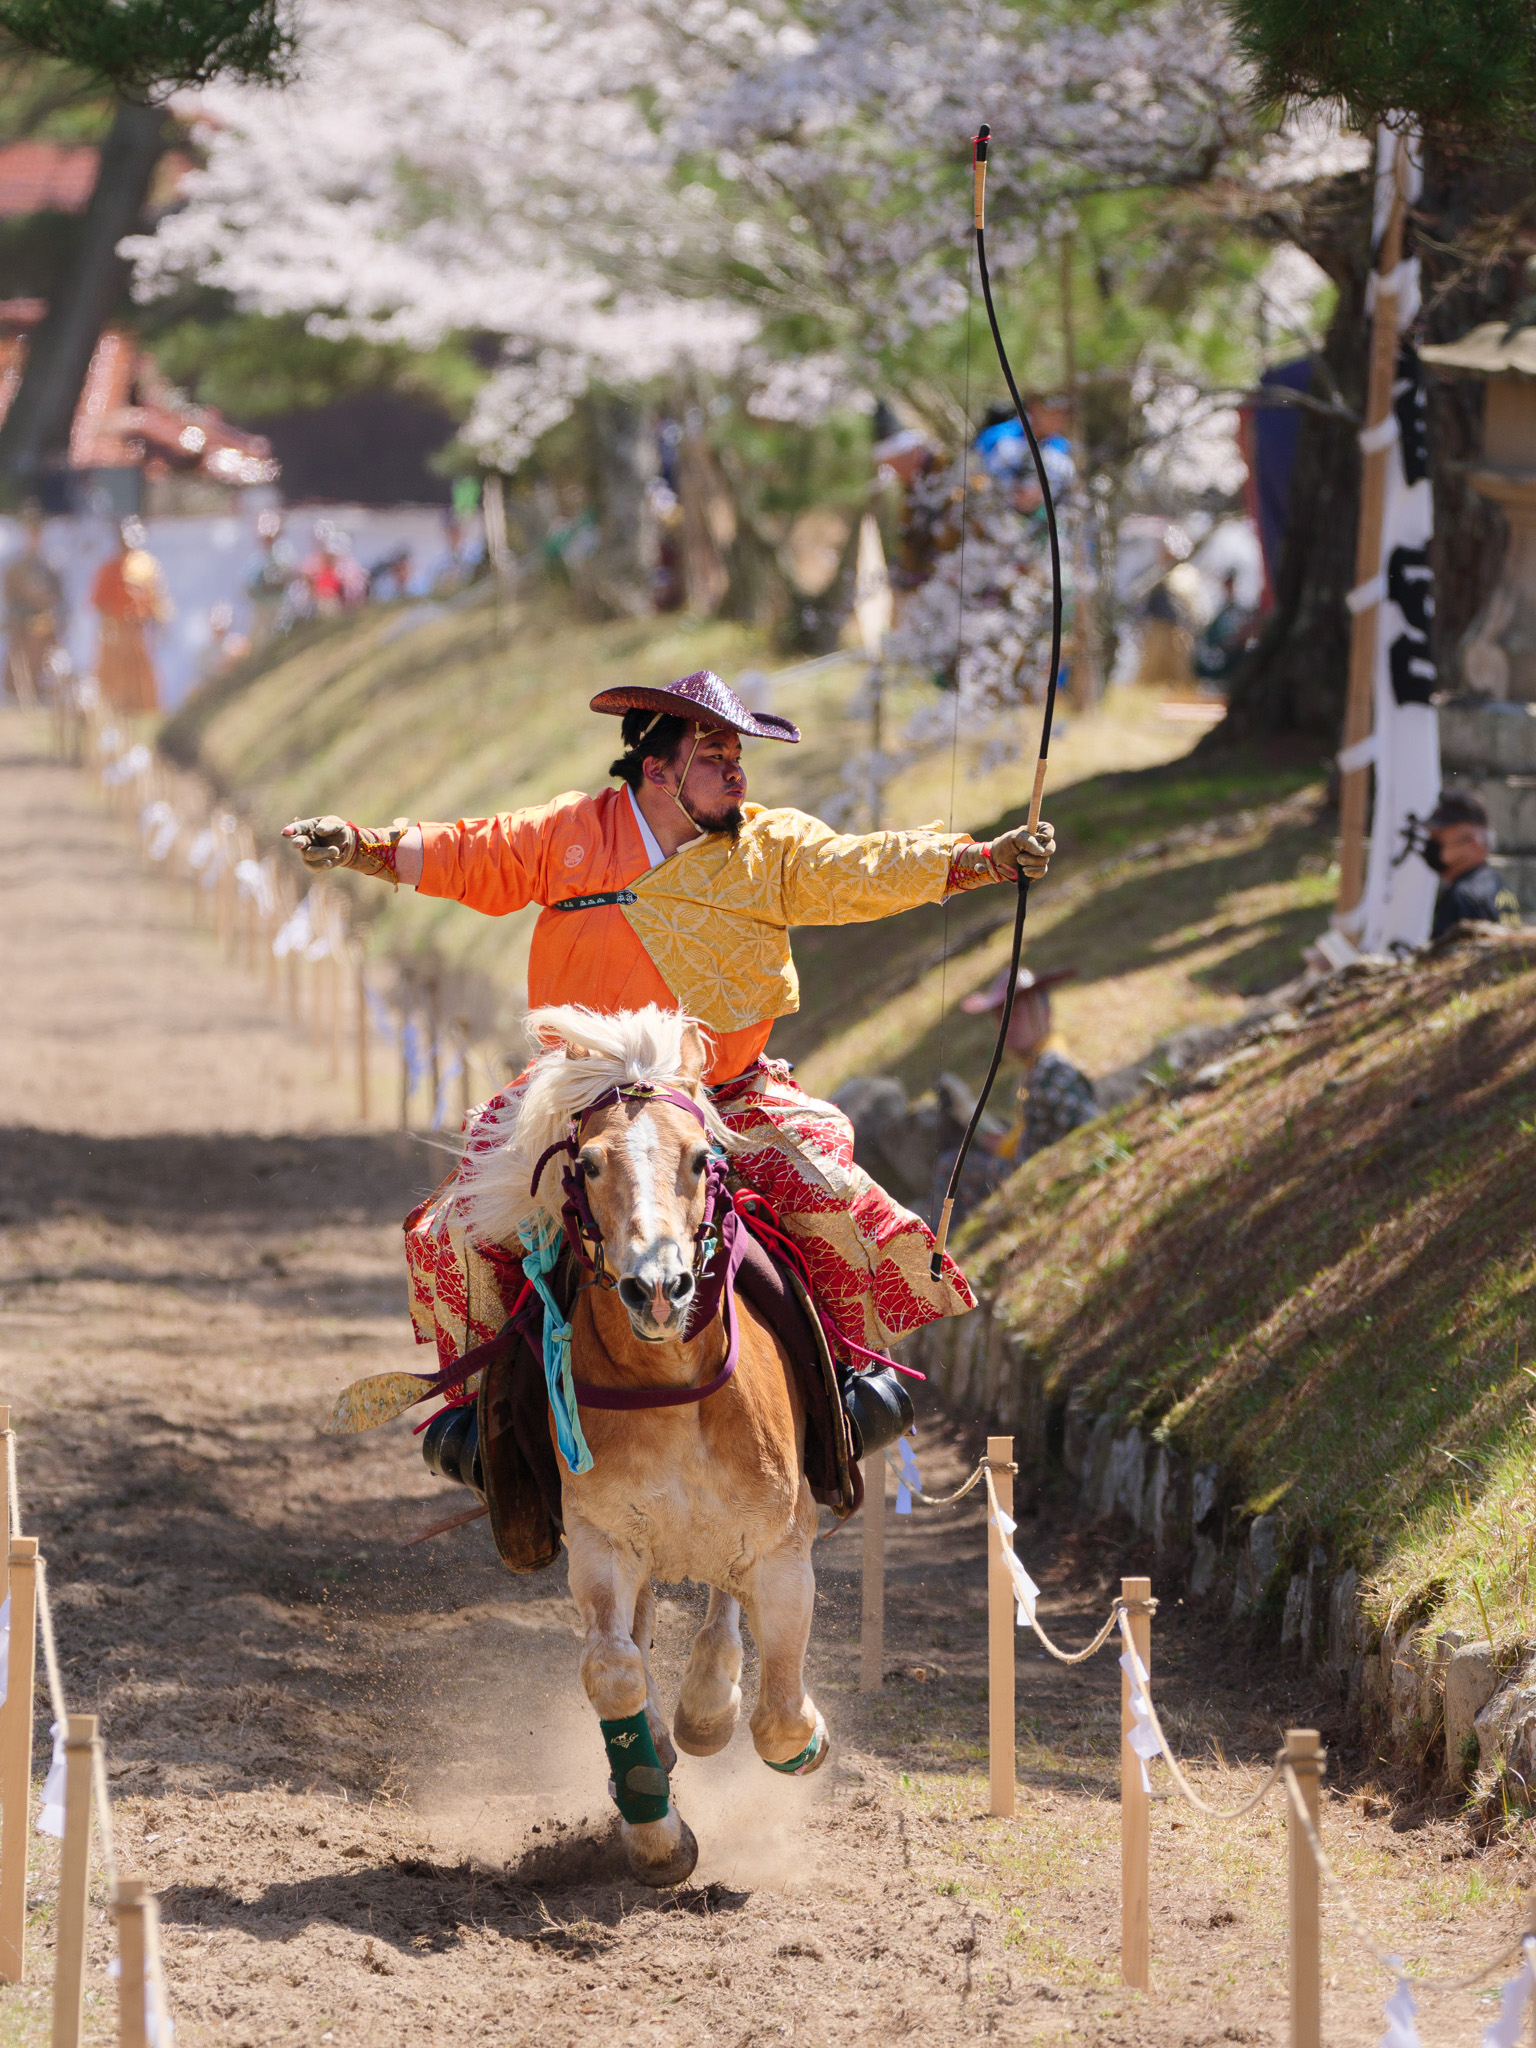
[[1356, 126, 1441, 954]]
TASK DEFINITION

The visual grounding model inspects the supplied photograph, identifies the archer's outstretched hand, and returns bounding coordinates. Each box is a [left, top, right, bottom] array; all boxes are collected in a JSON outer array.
[[284, 815, 409, 884], [284, 815, 357, 871], [991, 819, 1054, 882]]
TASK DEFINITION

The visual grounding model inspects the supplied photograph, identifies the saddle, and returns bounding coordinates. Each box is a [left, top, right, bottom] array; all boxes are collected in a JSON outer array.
[[475, 1230, 864, 1575]]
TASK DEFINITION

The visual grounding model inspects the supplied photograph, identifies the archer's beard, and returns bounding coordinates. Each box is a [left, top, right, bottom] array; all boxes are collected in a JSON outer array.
[[693, 801, 744, 842]]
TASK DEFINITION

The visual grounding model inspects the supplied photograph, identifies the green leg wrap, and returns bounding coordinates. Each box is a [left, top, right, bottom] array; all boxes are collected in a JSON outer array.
[[600, 1710, 671, 1824], [764, 1726, 824, 1776]]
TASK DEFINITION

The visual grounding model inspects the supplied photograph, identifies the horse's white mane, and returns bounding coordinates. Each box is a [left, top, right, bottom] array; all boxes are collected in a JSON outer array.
[[463, 1004, 735, 1247]]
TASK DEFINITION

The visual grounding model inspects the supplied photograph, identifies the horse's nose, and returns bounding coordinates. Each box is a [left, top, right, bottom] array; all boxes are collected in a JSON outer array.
[[617, 1269, 695, 1323]]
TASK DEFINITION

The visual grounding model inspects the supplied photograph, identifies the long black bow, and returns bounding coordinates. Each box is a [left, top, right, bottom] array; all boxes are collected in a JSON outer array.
[[929, 122, 1065, 1281]]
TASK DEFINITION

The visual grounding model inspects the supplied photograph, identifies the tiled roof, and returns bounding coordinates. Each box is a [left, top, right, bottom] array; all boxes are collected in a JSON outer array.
[[0, 142, 97, 217]]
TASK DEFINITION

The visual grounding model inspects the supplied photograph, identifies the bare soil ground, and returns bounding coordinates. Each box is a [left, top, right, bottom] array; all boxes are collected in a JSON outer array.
[[0, 709, 1529, 2048]]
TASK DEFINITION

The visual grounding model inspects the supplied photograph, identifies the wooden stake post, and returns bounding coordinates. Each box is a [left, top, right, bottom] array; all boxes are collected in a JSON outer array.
[[987, 1436, 1015, 1818], [0, 1535, 39, 1981], [1286, 1728, 1325, 2048], [113, 1877, 166, 2048], [1120, 1575, 1152, 1990], [0, 1406, 10, 1591], [859, 1453, 885, 1692], [51, 1716, 96, 2048], [351, 943, 370, 1125], [1337, 132, 1406, 922]]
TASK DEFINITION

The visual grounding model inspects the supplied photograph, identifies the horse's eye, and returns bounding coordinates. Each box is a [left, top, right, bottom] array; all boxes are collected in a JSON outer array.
[[691, 1151, 708, 1177], [577, 1154, 598, 1180]]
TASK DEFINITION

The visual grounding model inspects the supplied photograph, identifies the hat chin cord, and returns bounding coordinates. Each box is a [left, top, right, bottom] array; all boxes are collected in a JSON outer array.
[[664, 730, 706, 836]]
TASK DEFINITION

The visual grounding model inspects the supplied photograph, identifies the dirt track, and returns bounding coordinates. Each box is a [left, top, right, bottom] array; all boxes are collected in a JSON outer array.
[[0, 707, 1528, 2047]]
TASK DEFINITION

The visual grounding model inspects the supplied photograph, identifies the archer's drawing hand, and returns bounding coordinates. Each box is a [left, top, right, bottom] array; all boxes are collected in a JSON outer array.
[[284, 815, 357, 871], [992, 819, 1054, 882]]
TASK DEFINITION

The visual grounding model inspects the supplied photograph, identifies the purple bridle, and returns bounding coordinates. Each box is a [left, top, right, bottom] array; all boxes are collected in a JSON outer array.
[[528, 1082, 746, 1410]]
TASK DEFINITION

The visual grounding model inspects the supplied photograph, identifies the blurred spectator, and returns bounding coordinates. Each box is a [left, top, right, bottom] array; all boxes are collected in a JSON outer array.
[[414, 501, 485, 595], [92, 520, 171, 713], [246, 510, 297, 647], [975, 401, 1074, 513], [3, 504, 64, 706], [1426, 790, 1523, 937], [933, 965, 1096, 1220], [301, 522, 367, 614], [198, 600, 250, 684], [1134, 538, 1199, 689], [1194, 568, 1253, 684], [368, 547, 413, 601]]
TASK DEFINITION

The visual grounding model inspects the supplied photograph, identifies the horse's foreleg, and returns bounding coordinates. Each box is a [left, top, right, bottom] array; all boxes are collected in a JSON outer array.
[[632, 1577, 677, 1772], [673, 1587, 743, 1757], [566, 1521, 697, 1888], [743, 1491, 827, 1775]]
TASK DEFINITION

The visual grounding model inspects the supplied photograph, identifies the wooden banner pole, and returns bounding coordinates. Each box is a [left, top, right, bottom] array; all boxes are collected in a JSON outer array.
[[987, 1435, 1016, 1818], [51, 1714, 98, 2048], [1286, 1727, 1326, 2048], [1120, 1576, 1153, 1990], [0, 1535, 39, 1981], [859, 1453, 885, 1692]]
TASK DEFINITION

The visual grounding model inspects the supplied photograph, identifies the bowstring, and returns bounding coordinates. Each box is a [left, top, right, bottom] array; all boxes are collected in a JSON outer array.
[[936, 174, 977, 1095]]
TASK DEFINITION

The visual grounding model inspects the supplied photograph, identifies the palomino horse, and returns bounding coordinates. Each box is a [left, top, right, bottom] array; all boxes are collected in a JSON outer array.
[[467, 1004, 829, 1888]]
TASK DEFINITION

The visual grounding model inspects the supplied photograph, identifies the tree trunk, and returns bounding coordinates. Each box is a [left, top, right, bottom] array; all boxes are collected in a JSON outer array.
[[0, 96, 167, 497], [1223, 171, 1373, 738], [1415, 142, 1536, 680], [584, 390, 657, 619]]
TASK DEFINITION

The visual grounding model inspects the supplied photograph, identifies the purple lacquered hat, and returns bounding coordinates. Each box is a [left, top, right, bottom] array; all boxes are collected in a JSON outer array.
[[590, 670, 800, 743]]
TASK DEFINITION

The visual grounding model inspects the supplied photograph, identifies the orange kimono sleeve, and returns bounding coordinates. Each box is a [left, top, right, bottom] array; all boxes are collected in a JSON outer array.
[[417, 793, 582, 915]]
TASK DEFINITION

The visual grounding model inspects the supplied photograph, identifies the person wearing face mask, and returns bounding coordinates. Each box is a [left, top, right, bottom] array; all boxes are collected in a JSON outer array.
[[284, 668, 1057, 1391], [1424, 790, 1523, 940]]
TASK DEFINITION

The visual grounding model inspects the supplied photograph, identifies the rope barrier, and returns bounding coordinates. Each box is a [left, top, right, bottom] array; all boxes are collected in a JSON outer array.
[[1116, 1608, 1286, 1819], [1278, 1763, 1523, 1995], [874, 1430, 1534, 2025], [983, 1465, 1123, 1664], [880, 1446, 1011, 1508]]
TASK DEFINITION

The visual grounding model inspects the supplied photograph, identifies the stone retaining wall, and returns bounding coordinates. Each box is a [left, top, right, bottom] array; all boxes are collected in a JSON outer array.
[[904, 1299, 1531, 1799]]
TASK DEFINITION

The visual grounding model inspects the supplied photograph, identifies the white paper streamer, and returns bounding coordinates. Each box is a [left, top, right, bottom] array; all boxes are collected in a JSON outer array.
[[1481, 1940, 1536, 2048], [107, 1960, 174, 2047], [1119, 1648, 1161, 1792], [36, 1720, 65, 1837], [234, 857, 276, 918], [1346, 574, 1387, 615], [988, 1501, 1041, 1625], [1379, 1976, 1422, 2048], [272, 895, 314, 959], [892, 1436, 921, 1516], [1338, 734, 1379, 774], [140, 800, 180, 862], [1358, 414, 1401, 456]]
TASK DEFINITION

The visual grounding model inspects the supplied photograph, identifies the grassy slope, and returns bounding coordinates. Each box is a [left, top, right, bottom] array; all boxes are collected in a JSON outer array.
[[952, 931, 1536, 1653], [164, 582, 1327, 1080]]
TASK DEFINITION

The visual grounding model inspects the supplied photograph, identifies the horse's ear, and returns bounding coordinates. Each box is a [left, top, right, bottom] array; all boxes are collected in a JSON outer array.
[[677, 1019, 707, 1083]]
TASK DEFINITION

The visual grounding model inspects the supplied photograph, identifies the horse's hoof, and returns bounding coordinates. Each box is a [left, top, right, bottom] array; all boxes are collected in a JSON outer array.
[[763, 1712, 830, 1777], [625, 1816, 699, 1890], [673, 1698, 740, 1757]]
